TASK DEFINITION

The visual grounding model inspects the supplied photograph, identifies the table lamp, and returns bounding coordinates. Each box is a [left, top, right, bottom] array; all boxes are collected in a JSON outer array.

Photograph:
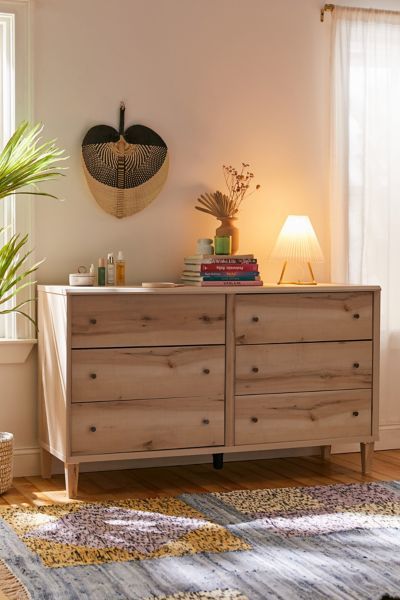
[[270, 215, 324, 284]]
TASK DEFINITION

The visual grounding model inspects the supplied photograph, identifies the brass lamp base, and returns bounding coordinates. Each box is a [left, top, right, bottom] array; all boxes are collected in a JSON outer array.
[[277, 261, 317, 285]]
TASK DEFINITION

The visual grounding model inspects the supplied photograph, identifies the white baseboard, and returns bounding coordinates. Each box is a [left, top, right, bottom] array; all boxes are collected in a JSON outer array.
[[13, 446, 40, 477], [375, 423, 400, 450], [12, 424, 400, 478], [13, 446, 319, 478]]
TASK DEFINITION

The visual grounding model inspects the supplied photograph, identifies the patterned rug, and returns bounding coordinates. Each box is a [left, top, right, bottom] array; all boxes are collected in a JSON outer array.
[[1, 482, 400, 599]]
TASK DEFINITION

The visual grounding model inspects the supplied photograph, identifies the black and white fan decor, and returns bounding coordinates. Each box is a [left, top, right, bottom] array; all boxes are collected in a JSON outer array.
[[81, 102, 169, 218]]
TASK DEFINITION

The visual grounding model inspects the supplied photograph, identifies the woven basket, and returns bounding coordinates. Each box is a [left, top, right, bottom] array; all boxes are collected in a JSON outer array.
[[0, 433, 13, 494]]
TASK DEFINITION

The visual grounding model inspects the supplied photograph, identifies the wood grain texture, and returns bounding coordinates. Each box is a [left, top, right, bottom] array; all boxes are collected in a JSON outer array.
[[38, 290, 68, 461], [372, 290, 381, 438], [37, 285, 380, 496], [71, 294, 225, 348], [2, 450, 396, 507], [225, 295, 236, 446], [236, 341, 372, 395], [71, 345, 225, 402], [71, 397, 225, 454], [235, 292, 373, 344], [361, 441, 374, 474], [235, 389, 372, 445], [38, 284, 382, 296], [65, 463, 79, 499]]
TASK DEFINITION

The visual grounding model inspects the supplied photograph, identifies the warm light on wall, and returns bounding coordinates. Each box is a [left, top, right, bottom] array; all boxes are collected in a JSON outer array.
[[270, 215, 324, 284]]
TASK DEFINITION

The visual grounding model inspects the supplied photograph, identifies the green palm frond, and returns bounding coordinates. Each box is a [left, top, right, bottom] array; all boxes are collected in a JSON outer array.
[[0, 227, 44, 318], [0, 121, 66, 200], [0, 121, 66, 327]]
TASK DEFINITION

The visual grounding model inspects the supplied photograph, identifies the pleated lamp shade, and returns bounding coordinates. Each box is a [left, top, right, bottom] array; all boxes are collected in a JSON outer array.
[[270, 215, 324, 284]]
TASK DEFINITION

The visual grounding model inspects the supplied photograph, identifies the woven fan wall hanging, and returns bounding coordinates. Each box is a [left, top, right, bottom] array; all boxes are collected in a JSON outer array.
[[82, 102, 169, 218]]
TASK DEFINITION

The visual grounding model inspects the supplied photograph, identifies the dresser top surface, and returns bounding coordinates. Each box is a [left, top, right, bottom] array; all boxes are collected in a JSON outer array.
[[38, 283, 381, 296]]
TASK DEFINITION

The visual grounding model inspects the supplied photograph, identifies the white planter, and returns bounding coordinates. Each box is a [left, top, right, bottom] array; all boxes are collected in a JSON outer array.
[[0, 433, 13, 494]]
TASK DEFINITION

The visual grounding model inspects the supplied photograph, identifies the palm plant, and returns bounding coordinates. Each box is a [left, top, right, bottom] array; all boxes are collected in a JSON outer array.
[[0, 121, 65, 326]]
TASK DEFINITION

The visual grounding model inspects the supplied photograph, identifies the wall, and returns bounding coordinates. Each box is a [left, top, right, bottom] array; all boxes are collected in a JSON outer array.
[[33, 0, 331, 285], [2, 0, 400, 476]]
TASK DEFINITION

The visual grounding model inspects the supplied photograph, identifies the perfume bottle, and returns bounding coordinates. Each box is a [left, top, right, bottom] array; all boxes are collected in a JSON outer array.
[[106, 252, 115, 286], [98, 257, 106, 286], [116, 250, 126, 286]]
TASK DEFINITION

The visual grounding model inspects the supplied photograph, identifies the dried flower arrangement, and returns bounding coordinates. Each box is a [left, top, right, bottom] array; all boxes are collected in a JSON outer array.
[[195, 163, 261, 219]]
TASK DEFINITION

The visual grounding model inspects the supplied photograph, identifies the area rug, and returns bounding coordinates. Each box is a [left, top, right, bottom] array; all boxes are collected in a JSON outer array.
[[1, 482, 400, 599]]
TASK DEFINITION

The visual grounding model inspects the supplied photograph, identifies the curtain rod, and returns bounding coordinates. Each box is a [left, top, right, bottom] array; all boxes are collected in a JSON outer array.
[[320, 4, 335, 22], [320, 3, 400, 22]]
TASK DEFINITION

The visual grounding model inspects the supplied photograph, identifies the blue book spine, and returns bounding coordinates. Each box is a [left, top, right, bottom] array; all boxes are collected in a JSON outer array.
[[202, 274, 259, 281]]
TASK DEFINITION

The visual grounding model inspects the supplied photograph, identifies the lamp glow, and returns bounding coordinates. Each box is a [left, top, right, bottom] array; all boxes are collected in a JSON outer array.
[[270, 215, 324, 284]]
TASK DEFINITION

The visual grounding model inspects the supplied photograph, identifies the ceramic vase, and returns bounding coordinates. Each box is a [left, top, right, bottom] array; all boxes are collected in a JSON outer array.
[[215, 217, 239, 255]]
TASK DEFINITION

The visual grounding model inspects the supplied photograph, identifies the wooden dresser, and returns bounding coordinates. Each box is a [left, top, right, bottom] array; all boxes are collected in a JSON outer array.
[[38, 284, 380, 498]]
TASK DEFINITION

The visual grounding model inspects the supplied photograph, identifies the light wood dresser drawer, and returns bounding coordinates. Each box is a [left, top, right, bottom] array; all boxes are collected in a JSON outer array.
[[235, 292, 373, 344], [236, 341, 372, 394], [235, 389, 372, 445], [71, 294, 225, 348], [71, 346, 225, 402], [71, 397, 224, 454], [38, 284, 380, 498]]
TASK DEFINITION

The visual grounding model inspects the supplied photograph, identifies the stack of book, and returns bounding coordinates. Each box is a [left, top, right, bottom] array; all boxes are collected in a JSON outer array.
[[181, 254, 263, 286]]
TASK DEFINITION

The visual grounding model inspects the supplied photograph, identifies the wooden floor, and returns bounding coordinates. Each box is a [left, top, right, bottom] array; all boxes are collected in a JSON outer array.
[[2, 450, 400, 507]]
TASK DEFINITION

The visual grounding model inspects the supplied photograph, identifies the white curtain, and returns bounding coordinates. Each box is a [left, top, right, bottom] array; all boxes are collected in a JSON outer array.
[[330, 6, 400, 432]]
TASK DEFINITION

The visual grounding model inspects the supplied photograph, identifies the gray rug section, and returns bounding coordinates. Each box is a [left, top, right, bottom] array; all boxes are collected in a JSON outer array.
[[1, 482, 400, 600]]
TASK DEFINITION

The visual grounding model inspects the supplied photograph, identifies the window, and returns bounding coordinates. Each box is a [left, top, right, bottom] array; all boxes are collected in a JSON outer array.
[[330, 6, 400, 436], [0, 0, 31, 339]]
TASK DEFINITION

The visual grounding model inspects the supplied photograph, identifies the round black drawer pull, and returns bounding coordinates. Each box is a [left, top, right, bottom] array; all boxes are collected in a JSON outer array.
[[353, 313, 360, 320], [252, 316, 259, 322], [352, 411, 359, 417], [251, 416, 258, 423], [353, 362, 360, 369], [202, 418, 210, 425], [203, 368, 210, 375], [90, 373, 97, 379], [252, 367, 259, 373], [90, 426, 97, 432], [89, 318, 97, 325]]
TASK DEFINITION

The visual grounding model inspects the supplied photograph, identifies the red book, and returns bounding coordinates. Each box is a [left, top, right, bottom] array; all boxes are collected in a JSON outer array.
[[201, 263, 259, 273]]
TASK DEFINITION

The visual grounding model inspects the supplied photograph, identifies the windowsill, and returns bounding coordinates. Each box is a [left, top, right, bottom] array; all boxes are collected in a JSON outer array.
[[0, 339, 37, 364]]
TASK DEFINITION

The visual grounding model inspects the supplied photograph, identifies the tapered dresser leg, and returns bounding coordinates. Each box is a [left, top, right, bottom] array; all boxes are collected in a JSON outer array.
[[213, 453, 224, 470], [360, 442, 374, 475], [320, 445, 331, 461], [40, 448, 52, 479], [65, 463, 79, 498]]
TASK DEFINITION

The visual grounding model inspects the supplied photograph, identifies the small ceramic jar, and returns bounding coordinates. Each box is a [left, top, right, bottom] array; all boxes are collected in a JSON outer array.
[[69, 265, 95, 286], [196, 238, 214, 255]]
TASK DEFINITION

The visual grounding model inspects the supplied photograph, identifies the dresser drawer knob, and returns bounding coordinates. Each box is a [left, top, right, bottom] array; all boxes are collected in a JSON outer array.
[[202, 418, 210, 425], [89, 318, 97, 325], [353, 362, 360, 369], [251, 416, 259, 423], [203, 368, 210, 375], [252, 367, 259, 373], [89, 373, 97, 379], [252, 316, 259, 322], [90, 426, 97, 432], [353, 313, 360, 319], [352, 411, 359, 417]]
